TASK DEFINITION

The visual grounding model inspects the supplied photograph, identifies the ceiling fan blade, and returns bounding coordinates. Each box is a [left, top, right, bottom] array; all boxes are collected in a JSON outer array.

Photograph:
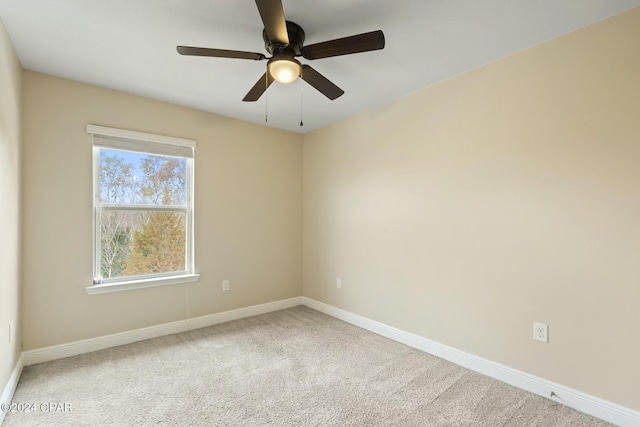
[[301, 65, 344, 100], [177, 46, 266, 61], [302, 30, 385, 60], [255, 0, 289, 46], [243, 72, 275, 102]]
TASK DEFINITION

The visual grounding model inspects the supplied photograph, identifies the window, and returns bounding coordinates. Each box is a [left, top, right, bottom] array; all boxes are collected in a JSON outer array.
[[87, 125, 198, 294]]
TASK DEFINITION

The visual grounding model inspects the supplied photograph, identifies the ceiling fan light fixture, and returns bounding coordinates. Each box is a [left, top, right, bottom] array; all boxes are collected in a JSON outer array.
[[268, 57, 301, 84]]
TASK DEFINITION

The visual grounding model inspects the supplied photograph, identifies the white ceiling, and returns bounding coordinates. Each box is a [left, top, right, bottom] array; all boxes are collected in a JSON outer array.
[[1, 0, 639, 134]]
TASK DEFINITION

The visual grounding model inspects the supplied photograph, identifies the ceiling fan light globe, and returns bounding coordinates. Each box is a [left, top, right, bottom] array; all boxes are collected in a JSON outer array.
[[269, 59, 301, 84]]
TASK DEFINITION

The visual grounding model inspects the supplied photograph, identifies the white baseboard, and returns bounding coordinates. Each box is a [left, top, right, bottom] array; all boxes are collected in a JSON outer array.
[[301, 297, 640, 427], [186, 297, 303, 331], [0, 354, 23, 426], [23, 297, 302, 367]]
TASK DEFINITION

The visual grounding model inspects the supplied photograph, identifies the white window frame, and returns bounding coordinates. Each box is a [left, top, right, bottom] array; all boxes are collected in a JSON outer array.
[[86, 124, 199, 295]]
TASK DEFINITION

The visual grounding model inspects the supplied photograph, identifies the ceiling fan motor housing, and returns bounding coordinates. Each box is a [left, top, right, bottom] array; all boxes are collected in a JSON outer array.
[[263, 21, 305, 55]]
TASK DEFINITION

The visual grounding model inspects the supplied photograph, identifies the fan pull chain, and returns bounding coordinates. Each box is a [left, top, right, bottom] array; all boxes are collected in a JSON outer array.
[[300, 77, 304, 127], [265, 72, 269, 123]]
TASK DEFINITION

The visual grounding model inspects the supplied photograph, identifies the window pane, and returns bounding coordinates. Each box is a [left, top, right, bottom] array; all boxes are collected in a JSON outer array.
[[99, 149, 187, 206], [100, 210, 186, 279]]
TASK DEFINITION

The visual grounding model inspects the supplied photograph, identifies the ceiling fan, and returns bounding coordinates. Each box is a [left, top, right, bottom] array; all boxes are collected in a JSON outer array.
[[177, 0, 385, 102]]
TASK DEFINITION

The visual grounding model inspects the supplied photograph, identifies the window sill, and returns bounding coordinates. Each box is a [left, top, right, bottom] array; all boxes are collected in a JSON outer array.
[[85, 274, 200, 295]]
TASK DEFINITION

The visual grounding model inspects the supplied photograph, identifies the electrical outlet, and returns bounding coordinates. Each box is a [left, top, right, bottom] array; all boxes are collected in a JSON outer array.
[[336, 278, 342, 289], [9, 321, 14, 343], [222, 280, 230, 291], [533, 322, 548, 343]]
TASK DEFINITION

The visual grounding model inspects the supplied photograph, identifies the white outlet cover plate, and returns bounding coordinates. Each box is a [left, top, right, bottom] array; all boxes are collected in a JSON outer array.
[[336, 278, 342, 289], [533, 322, 548, 343]]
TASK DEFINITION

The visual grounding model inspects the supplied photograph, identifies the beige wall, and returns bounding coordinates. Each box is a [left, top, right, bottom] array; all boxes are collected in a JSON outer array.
[[303, 8, 640, 410], [22, 71, 303, 350], [0, 18, 22, 396]]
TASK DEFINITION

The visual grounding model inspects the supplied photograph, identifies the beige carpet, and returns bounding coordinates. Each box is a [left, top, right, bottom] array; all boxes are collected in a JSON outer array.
[[5, 306, 612, 426]]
